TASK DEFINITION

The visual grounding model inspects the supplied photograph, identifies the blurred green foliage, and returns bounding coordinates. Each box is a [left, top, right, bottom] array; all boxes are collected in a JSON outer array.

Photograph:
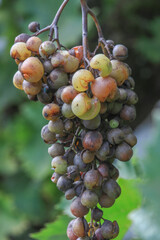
[[0, 0, 160, 239]]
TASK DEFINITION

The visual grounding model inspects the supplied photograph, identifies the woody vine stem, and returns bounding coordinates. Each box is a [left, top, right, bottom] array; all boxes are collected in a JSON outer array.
[[34, 0, 112, 67]]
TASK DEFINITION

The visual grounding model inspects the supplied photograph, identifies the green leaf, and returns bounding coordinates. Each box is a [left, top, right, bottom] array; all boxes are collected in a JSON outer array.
[[0, 192, 28, 240], [30, 215, 71, 240]]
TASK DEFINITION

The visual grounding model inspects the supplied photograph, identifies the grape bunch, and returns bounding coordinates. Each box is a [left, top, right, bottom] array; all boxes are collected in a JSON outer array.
[[10, 15, 138, 240]]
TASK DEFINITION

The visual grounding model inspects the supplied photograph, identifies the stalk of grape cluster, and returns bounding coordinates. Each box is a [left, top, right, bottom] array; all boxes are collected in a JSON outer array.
[[10, 0, 138, 239]]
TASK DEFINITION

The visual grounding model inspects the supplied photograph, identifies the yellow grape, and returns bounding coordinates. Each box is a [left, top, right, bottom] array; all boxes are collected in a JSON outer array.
[[71, 93, 100, 120], [90, 54, 112, 77], [80, 97, 101, 120], [71, 93, 92, 116], [72, 69, 95, 92], [60, 50, 79, 73], [110, 60, 129, 86], [21, 57, 44, 82], [10, 42, 31, 61], [13, 71, 24, 90]]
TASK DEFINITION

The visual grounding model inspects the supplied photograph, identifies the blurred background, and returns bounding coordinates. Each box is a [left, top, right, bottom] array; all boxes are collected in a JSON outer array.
[[0, 0, 160, 239]]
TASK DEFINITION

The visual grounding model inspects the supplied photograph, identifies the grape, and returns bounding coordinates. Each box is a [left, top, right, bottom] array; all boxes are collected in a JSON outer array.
[[83, 131, 103, 152], [48, 143, 65, 158], [70, 197, 89, 217], [72, 93, 101, 120], [74, 153, 89, 172], [39, 41, 56, 58], [14, 33, 30, 43], [51, 156, 67, 174], [10, 42, 31, 61], [81, 190, 98, 208], [91, 76, 117, 102], [57, 176, 73, 192], [126, 89, 138, 105], [113, 44, 128, 60], [48, 119, 64, 134], [37, 84, 53, 104], [62, 103, 75, 119], [110, 60, 129, 86], [26, 36, 42, 54], [61, 86, 79, 104], [118, 88, 127, 102], [51, 172, 61, 183], [42, 103, 60, 121], [61, 51, 79, 73], [67, 220, 78, 240], [115, 142, 133, 161], [67, 165, 79, 180], [65, 188, 76, 200], [110, 102, 123, 115], [13, 71, 24, 90], [28, 21, 40, 32], [109, 119, 119, 128], [72, 218, 89, 238], [94, 228, 104, 240], [124, 133, 137, 147], [101, 220, 115, 239], [92, 208, 103, 222], [96, 142, 110, 161], [102, 179, 121, 199], [69, 46, 83, 62], [22, 80, 42, 95], [41, 125, 56, 144], [90, 54, 112, 77], [98, 164, 109, 178], [99, 194, 115, 208], [72, 69, 95, 92], [51, 52, 65, 68], [120, 105, 136, 121], [55, 86, 66, 105], [82, 115, 101, 130], [82, 150, 95, 164], [107, 128, 124, 145], [84, 169, 102, 190], [21, 57, 44, 82], [48, 68, 68, 90], [43, 60, 54, 73], [64, 119, 74, 132]]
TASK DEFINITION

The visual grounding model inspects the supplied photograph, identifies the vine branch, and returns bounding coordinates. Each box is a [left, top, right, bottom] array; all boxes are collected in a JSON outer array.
[[34, 0, 70, 48]]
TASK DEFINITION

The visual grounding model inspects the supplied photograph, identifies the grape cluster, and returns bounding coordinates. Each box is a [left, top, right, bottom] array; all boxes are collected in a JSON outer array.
[[10, 21, 138, 240]]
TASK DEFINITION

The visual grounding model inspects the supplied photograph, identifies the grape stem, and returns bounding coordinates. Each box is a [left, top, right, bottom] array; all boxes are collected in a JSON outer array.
[[80, 0, 113, 60], [63, 126, 81, 159], [34, 0, 70, 48]]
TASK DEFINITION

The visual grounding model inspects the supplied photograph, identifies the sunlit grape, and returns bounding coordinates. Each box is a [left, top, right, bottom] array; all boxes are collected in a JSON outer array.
[[21, 57, 44, 82], [90, 54, 112, 77], [10, 42, 31, 61], [72, 69, 95, 92]]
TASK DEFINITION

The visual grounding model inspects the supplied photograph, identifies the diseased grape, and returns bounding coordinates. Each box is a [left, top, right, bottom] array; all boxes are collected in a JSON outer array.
[[10, 13, 138, 239], [21, 57, 44, 82]]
